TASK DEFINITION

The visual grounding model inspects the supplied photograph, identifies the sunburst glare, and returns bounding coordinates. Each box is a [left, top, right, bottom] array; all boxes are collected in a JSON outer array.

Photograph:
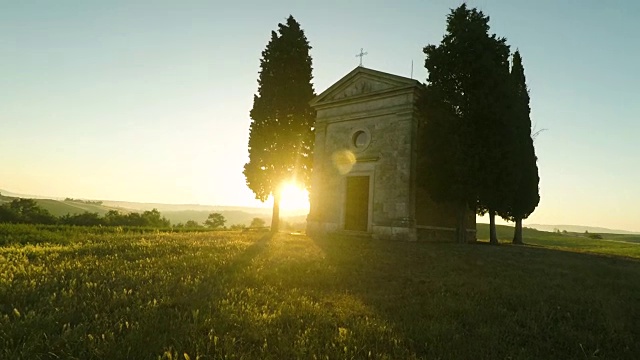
[[278, 182, 310, 214]]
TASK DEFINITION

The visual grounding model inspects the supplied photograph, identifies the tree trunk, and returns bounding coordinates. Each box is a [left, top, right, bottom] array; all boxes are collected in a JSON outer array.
[[456, 202, 468, 243], [489, 209, 498, 245], [271, 192, 280, 233], [512, 217, 523, 244]]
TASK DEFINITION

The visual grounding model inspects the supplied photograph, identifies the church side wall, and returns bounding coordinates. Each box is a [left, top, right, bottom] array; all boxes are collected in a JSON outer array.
[[414, 186, 476, 242], [413, 108, 476, 242]]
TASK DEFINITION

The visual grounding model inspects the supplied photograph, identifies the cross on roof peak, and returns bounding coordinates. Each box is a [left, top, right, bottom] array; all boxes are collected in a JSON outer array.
[[355, 48, 368, 66]]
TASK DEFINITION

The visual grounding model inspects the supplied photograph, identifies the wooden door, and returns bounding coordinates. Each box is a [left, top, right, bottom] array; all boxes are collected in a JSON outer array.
[[345, 176, 370, 231]]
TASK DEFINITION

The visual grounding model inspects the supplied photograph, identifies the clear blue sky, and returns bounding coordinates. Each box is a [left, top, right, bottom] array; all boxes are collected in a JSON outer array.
[[1, 1, 639, 231]]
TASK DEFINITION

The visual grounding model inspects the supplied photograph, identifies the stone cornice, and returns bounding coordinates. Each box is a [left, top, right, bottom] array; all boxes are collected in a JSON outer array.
[[313, 85, 422, 111], [356, 156, 380, 163], [316, 104, 416, 124]]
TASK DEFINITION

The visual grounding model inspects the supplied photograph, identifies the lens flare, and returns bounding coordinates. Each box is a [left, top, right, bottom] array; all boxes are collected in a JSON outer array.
[[332, 150, 356, 174]]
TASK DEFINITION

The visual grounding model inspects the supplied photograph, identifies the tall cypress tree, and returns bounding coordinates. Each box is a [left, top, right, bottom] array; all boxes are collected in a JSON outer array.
[[244, 16, 315, 233], [475, 37, 516, 246], [419, 4, 512, 243], [506, 50, 540, 244]]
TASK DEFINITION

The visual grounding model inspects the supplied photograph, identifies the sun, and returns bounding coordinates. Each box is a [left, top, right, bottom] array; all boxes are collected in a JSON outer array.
[[278, 182, 310, 214]]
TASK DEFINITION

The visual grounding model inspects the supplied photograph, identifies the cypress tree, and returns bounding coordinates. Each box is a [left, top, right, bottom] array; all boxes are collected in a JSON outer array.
[[419, 4, 512, 243], [243, 16, 316, 233], [475, 37, 515, 246], [507, 50, 540, 244]]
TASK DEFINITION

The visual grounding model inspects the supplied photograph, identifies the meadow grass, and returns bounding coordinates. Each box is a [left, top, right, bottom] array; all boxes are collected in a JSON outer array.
[[1, 224, 639, 359]]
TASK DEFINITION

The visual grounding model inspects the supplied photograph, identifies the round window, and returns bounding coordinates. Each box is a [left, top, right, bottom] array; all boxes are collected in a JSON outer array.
[[352, 130, 370, 149]]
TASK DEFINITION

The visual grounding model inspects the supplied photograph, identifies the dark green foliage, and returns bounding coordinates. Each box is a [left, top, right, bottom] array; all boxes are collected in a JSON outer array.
[[100, 209, 170, 227], [471, 37, 516, 243], [244, 15, 315, 232], [229, 223, 247, 231], [204, 212, 226, 229], [0, 206, 17, 223], [140, 209, 171, 228], [474, 38, 517, 245], [0, 198, 57, 224], [184, 220, 203, 228], [59, 212, 104, 226], [64, 198, 103, 205], [505, 51, 541, 244], [103, 209, 124, 225], [250, 217, 266, 228], [419, 4, 513, 242], [0, 199, 172, 228]]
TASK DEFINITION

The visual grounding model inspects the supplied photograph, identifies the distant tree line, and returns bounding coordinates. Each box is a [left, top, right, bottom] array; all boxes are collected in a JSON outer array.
[[0, 199, 59, 225], [0, 198, 237, 230], [64, 198, 104, 205]]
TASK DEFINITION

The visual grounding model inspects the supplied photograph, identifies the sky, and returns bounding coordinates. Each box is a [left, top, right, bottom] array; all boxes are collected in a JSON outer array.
[[1, 1, 639, 231]]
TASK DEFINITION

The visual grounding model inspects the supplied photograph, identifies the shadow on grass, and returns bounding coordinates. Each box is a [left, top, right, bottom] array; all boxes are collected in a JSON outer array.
[[219, 231, 273, 272], [118, 232, 277, 358], [308, 233, 640, 359]]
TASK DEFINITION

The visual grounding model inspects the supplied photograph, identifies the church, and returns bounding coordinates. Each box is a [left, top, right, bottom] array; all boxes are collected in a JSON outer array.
[[306, 66, 476, 241]]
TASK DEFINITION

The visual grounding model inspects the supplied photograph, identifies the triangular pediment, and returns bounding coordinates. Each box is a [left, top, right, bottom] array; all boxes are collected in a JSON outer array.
[[310, 67, 421, 107]]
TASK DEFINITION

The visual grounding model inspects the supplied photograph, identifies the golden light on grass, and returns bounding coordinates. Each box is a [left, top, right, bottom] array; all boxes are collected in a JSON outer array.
[[278, 181, 310, 213]]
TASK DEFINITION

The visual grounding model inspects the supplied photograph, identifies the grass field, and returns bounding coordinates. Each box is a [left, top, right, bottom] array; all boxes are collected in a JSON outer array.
[[1, 224, 640, 359]]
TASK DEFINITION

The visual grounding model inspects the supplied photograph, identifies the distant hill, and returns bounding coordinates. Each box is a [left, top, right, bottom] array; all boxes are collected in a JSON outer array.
[[97, 200, 306, 226], [1, 194, 131, 217], [0, 189, 63, 200], [98, 200, 274, 214], [34, 199, 127, 217], [528, 224, 639, 235], [0, 188, 304, 227]]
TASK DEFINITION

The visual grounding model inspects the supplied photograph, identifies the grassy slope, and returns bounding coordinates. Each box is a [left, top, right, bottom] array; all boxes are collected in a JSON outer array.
[[34, 199, 125, 217], [478, 223, 640, 257], [1, 226, 640, 359], [0, 196, 127, 216]]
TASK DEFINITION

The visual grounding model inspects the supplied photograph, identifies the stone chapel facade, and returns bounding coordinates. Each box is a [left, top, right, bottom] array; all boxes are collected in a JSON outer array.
[[306, 67, 476, 241]]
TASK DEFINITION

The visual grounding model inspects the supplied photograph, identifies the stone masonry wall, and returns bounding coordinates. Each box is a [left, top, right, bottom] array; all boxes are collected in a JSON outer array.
[[310, 90, 418, 232]]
